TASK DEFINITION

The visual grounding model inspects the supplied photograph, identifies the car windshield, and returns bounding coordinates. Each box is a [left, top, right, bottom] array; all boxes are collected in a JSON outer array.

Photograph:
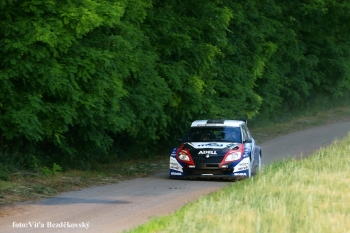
[[185, 126, 242, 143]]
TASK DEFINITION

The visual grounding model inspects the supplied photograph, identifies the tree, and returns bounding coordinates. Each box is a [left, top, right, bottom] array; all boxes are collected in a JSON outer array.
[[0, 0, 169, 167]]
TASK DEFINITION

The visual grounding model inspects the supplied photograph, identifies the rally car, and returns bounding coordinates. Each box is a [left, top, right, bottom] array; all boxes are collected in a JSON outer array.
[[169, 119, 262, 180]]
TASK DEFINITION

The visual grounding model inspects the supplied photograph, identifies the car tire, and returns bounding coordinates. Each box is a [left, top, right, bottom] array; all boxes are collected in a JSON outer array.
[[258, 153, 262, 172], [252, 152, 262, 175], [248, 158, 252, 178]]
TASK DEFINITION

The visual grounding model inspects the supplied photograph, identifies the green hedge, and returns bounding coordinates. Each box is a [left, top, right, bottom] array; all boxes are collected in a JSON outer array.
[[1, 0, 349, 168]]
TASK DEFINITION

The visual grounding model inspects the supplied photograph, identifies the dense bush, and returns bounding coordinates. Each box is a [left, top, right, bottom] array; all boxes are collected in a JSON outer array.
[[1, 0, 349, 168]]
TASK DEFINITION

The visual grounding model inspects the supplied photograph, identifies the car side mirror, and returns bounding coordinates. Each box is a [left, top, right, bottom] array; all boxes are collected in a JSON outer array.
[[244, 139, 252, 143]]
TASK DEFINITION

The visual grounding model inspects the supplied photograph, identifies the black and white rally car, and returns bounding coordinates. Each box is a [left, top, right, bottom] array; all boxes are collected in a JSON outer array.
[[169, 120, 262, 180]]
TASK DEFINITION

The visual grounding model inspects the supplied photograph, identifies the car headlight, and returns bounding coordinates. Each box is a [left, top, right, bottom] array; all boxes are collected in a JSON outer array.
[[178, 151, 190, 161], [225, 152, 242, 162]]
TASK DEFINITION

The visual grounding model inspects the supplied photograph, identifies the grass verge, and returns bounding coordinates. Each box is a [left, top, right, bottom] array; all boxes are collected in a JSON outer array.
[[126, 132, 350, 233], [0, 157, 169, 209]]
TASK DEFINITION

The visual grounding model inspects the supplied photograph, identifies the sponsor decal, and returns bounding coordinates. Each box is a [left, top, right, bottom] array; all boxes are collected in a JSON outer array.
[[197, 143, 224, 147], [198, 151, 217, 155], [171, 172, 182, 176], [170, 157, 183, 172], [191, 142, 231, 149], [170, 148, 177, 157], [227, 143, 240, 149], [239, 162, 249, 166], [233, 157, 250, 172], [237, 167, 248, 171], [234, 173, 247, 176], [204, 143, 223, 147]]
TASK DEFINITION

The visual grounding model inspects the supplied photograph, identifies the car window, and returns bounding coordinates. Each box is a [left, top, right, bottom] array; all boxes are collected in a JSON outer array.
[[241, 124, 251, 142], [186, 127, 242, 142], [223, 127, 242, 142]]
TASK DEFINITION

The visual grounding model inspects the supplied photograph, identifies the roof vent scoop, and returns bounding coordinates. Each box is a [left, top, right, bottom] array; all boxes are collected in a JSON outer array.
[[207, 120, 225, 124]]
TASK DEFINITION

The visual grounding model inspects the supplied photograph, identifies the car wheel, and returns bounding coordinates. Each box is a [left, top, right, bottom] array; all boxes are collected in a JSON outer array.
[[258, 153, 262, 172], [248, 158, 252, 178], [252, 152, 262, 175]]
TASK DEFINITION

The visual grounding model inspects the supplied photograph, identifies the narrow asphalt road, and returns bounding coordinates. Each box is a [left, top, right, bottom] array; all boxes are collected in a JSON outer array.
[[1, 121, 350, 233]]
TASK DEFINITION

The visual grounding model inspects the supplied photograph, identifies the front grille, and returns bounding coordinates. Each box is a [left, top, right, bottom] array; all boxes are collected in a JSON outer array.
[[192, 155, 224, 163], [206, 164, 219, 168]]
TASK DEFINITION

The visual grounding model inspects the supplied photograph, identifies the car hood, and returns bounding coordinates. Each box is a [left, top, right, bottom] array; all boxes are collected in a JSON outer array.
[[182, 142, 241, 157]]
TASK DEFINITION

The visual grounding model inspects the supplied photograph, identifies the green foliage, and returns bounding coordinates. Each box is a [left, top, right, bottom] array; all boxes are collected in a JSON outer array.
[[0, 167, 9, 181], [0, 0, 166, 166], [257, 0, 350, 110], [41, 163, 62, 177], [1, 0, 350, 168]]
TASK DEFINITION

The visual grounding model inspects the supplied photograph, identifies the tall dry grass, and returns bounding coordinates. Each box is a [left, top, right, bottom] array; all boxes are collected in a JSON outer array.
[[128, 133, 350, 233]]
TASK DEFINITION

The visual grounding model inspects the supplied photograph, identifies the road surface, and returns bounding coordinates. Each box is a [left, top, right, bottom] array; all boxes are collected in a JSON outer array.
[[1, 121, 350, 233]]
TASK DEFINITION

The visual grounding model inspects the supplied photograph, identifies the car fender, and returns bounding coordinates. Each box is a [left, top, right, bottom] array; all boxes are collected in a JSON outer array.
[[169, 148, 185, 178]]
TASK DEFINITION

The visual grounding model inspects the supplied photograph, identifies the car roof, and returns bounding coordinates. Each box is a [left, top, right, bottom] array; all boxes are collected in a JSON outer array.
[[190, 119, 245, 127]]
